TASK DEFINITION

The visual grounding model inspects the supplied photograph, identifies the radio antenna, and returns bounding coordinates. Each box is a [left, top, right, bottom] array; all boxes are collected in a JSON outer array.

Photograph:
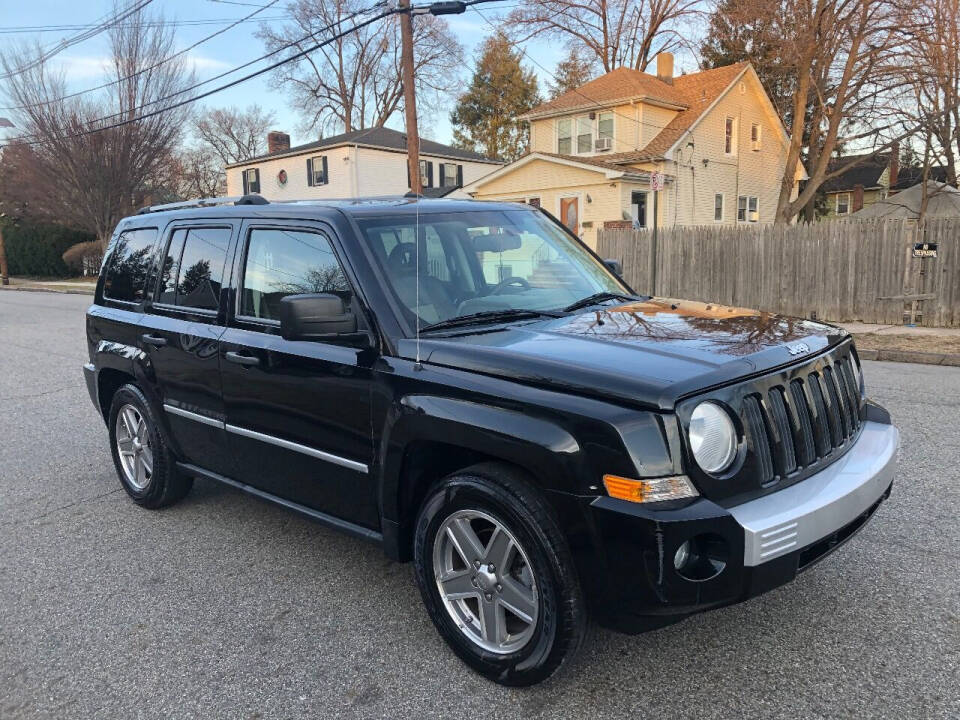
[[414, 132, 422, 369]]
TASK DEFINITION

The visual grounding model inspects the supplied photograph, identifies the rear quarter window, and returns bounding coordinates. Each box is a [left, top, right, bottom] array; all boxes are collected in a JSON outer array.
[[103, 228, 158, 303]]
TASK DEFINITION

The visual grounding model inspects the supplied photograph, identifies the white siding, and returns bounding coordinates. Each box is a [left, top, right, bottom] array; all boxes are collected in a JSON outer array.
[[226, 145, 500, 200]]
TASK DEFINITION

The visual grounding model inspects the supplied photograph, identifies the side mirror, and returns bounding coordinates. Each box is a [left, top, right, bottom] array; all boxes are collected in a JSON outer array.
[[603, 258, 623, 277], [279, 293, 357, 341]]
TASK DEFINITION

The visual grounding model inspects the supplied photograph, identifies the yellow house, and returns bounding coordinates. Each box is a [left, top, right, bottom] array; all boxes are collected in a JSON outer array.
[[464, 54, 805, 248]]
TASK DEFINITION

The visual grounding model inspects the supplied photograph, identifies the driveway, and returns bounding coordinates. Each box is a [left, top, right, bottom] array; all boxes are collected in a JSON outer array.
[[1, 291, 957, 719]]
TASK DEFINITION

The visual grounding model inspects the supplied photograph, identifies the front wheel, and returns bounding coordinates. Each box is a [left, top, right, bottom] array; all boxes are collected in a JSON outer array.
[[413, 463, 586, 686]]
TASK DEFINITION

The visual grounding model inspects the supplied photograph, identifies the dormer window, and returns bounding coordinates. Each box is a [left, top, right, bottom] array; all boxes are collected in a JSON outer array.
[[557, 113, 614, 155]]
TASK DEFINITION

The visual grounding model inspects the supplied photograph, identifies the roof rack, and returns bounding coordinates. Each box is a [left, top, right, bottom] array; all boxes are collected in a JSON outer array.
[[136, 194, 269, 214]]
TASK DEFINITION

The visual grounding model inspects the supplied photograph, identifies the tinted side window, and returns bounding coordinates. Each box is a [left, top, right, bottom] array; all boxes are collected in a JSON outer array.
[[240, 228, 349, 321], [103, 228, 157, 302], [171, 227, 231, 311], [157, 229, 187, 305]]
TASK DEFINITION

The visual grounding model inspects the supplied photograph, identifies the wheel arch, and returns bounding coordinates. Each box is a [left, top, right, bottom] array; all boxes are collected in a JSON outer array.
[[379, 395, 585, 562]]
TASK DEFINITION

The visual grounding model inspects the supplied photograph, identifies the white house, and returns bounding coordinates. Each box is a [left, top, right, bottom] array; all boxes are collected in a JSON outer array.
[[225, 127, 502, 200]]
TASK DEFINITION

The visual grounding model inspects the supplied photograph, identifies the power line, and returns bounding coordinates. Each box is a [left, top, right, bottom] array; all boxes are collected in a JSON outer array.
[[0, 16, 286, 34], [0, 0, 157, 81], [5, 1, 389, 139], [1, 0, 282, 111], [2, 4, 402, 148]]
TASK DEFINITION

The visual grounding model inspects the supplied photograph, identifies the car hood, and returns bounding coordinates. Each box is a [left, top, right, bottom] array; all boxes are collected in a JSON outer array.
[[399, 298, 848, 410]]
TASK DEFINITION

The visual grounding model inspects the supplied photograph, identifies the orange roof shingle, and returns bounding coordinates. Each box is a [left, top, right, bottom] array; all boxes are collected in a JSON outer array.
[[525, 62, 751, 162]]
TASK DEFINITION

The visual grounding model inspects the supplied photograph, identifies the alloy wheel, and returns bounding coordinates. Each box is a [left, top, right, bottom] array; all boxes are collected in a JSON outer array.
[[432, 509, 539, 654], [115, 404, 153, 490]]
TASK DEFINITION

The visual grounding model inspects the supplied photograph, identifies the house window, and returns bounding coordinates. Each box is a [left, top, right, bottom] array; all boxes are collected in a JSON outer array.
[[419, 160, 433, 188], [738, 195, 759, 222], [837, 192, 850, 215], [631, 191, 648, 228], [597, 112, 613, 150], [307, 156, 328, 186], [557, 118, 572, 154], [751, 123, 761, 151], [577, 116, 592, 154], [242, 168, 260, 194], [440, 162, 462, 188], [724, 117, 736, 155], [714, 193, 724, 221], [527, 197, 540, 208]]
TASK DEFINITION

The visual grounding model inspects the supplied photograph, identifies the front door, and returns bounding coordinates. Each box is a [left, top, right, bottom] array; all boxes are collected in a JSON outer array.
[[138, 222, 237, 478], [560, 196, 580, 236], [219, 222, 378, 529]]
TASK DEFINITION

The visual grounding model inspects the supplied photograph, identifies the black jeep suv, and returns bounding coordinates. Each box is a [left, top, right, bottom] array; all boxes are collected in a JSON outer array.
[[84, 195, 898, 686]]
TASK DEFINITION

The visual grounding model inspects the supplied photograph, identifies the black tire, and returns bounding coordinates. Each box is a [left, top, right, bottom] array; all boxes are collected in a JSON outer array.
[[413, 462, 586, 686], [107, 383, 192, 509]]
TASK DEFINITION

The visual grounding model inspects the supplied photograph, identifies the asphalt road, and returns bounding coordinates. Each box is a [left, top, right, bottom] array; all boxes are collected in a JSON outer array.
[[1, 290, 958, 720]]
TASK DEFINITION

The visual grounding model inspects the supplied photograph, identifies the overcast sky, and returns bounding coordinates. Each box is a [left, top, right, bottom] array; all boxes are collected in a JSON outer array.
[[0, 0, 576, 148]]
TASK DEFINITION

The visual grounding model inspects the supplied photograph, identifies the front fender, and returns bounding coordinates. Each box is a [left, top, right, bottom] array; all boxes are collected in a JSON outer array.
[[380, 394, 587, 525]]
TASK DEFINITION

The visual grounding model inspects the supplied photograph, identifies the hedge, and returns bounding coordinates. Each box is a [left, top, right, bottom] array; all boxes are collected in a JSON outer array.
[[1, 222, 96, 277]]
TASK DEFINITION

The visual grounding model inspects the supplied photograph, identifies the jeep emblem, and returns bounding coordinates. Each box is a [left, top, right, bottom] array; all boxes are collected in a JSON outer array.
[[788, 342, 810, 356]]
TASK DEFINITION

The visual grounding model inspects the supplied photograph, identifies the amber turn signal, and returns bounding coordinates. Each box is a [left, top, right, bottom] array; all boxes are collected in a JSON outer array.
[[602, 474, 699, 504]]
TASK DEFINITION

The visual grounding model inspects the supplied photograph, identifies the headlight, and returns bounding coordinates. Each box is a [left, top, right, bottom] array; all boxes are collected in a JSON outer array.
[[689, 402, 738, 474]]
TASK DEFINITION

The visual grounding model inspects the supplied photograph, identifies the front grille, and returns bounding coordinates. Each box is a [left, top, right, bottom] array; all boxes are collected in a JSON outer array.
[[741, 351, 864, 487]]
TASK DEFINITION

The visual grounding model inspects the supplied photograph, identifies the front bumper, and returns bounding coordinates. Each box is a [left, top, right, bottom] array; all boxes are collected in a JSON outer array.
[[579, 419, 899, 633]]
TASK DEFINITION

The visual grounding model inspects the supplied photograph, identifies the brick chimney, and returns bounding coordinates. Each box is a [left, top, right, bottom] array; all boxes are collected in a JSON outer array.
[[852, 184, 864, 212], [656, 52, 674, 85], [888, 140, 899, 188], [267, 130, 291, 154]]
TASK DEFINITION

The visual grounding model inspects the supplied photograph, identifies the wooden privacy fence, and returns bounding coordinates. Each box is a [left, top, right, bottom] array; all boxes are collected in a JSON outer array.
[[596, 218, 960, 328]]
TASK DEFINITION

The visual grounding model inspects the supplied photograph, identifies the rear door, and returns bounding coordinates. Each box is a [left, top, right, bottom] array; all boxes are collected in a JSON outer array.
[[138, 221, 237, 477], [219, 220, 378, 528]]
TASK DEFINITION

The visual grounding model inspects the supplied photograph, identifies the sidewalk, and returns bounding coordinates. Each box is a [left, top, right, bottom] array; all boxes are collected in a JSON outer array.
[[0, 277, 97, 295], [840, 322, 960, 367]]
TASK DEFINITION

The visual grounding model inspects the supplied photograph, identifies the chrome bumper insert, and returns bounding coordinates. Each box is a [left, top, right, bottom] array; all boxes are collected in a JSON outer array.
[[729, 420, 899, 566]]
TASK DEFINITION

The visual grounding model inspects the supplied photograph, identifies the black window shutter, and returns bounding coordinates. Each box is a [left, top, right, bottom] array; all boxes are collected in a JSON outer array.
[[427, 162, 433, 188], [307, 158, 314, 186], [321, 156, 329, 184], [242, 170, 249, 195], [253, 169, 260, 192], [407, 162, 410, 188], [456, 165, 463, 187]]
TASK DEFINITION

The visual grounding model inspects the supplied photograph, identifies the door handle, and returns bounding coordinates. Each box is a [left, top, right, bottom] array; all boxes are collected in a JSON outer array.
[[141, 334, 167, 347], [225, 351, 260, 367]]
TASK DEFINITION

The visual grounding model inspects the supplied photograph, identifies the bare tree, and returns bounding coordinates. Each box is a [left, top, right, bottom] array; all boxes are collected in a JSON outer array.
[[192, 104, 276, 165], [503, 0, 702, 74], [258, 0, 463, 136], [899, 0, 959, 189], [171, 146, 227, 199], [1, 3, 195, 247]]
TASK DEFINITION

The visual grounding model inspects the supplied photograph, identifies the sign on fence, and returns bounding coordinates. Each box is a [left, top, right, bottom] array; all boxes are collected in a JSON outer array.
[[913, 243, 938, 258]]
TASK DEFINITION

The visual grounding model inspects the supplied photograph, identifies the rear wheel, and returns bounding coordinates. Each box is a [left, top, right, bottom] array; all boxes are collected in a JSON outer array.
[[108, 384, 192, 508], [413, 462, 586, 686]]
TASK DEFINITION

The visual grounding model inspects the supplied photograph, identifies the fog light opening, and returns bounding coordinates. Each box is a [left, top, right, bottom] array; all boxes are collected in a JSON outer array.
[[674, 533, 729, 582]]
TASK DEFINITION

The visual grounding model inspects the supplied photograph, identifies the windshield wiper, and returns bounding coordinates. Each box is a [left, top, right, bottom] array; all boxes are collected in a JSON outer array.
[[562, 292, 637, 313], [420, 308, 564, 333]]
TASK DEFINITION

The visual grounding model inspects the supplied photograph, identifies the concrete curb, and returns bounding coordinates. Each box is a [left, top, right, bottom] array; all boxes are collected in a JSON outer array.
[[858, 348, 960, 367], [0, 284, 94, 296]]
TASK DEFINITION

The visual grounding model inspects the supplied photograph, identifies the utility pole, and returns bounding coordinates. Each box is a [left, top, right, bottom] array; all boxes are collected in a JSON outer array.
[[399, 0, 421, 195], [0, 117, 13, 285]]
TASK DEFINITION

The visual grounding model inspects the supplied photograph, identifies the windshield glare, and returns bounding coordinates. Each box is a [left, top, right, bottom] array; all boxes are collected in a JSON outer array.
[[356, 209, 627, 330]]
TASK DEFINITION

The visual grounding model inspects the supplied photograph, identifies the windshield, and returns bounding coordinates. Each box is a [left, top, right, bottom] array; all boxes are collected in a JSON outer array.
[[356, 208, 628, 331]]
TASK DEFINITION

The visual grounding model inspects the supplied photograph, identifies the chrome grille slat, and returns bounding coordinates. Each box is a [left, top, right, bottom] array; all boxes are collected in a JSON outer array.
[[789, 379, 816, 467], [823, 366, 850, 440], [838, 358, 861, 431], [767, 388, 797, 476], [743, 395, 774, 484], [808, 372, 834, 454]]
